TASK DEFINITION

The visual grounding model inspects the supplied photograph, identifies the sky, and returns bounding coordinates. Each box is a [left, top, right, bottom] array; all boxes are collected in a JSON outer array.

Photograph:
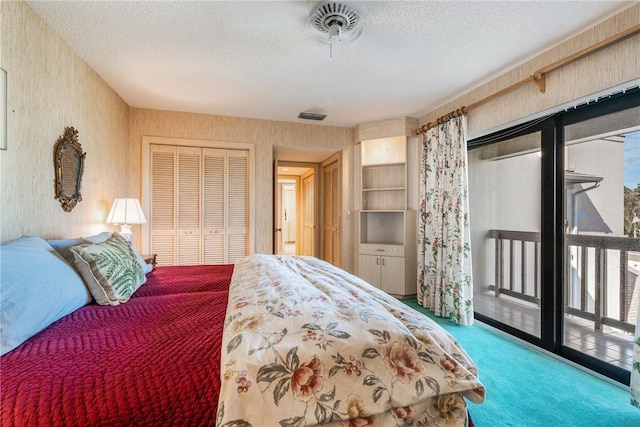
[[624, 131, 640, 190]]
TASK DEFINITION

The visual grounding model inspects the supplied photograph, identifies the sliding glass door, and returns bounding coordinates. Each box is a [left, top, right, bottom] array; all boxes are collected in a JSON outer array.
[[469, 88, 640, 384], [469, 126, 545, 340], [561, 96, 640, 382]]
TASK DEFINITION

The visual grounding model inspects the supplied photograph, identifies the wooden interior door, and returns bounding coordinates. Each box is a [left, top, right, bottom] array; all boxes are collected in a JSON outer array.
[[273, 158, 282, 254], [301, 169, 315, 256], [322, 157, 340, 267]]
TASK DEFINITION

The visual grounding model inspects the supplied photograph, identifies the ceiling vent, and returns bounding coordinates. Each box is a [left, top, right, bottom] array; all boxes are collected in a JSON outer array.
[[298, 112, 327, 121], [310, 1, 362, 44]]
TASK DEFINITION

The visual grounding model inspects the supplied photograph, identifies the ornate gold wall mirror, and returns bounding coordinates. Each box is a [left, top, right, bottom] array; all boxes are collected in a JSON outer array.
[[53, 126, 86, 212]]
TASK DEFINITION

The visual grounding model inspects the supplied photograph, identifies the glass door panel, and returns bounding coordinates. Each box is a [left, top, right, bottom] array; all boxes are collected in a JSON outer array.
[[469, 131, 542, 338], [562, 106, 640, 371]]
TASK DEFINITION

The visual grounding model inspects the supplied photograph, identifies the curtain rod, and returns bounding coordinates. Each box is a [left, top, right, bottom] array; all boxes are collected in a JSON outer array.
[[415, 23, 640, 135]]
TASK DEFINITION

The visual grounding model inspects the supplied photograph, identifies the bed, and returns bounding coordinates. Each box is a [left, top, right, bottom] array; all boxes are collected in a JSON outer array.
[[1, 234, 484, 427]]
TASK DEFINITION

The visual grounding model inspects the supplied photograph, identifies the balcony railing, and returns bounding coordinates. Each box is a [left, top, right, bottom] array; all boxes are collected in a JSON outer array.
[[487, 229, 640, 333]]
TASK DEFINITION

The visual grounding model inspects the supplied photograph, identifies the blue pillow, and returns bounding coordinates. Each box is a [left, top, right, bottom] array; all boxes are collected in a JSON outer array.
[[48, 232, 111, 264], [0, 236, 92, 355], [48, 232, 152, 274]]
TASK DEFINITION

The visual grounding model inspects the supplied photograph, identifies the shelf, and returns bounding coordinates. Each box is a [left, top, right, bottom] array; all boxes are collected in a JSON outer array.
[[362, 187, 405, 192], [358, 136, 416, 297], [362, 189, 406, 210], [362, 161, 405, 167], [362, 163, 405, 192]]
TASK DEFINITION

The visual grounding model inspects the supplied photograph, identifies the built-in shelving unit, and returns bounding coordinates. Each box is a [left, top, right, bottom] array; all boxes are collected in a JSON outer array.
[[357, 136, 417, 297]]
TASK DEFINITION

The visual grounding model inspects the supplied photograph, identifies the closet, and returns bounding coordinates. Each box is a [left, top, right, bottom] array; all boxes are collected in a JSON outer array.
[[146, 140, 250, 266]]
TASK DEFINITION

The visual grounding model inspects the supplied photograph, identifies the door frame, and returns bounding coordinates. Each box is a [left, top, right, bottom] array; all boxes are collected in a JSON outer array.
[[273, 161, 321, 257], [276, 175, 301, 254]]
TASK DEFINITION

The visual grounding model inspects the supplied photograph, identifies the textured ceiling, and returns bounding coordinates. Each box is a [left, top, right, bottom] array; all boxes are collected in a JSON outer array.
[[27, 0, 633, 128]]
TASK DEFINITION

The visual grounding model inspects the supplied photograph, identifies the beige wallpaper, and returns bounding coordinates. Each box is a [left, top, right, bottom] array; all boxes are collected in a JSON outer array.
[[418, 4, 640, 138], [1, 1, 131, 244], [129, 109, 354, 267]]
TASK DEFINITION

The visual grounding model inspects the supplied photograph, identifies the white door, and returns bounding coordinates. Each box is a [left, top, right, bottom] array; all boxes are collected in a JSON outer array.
[[226, 150, 249, 263], [177, 146, 202, 265], [150, 143, 249, 266], [150, 144, 177, 266], [203, 148, 225, 264]]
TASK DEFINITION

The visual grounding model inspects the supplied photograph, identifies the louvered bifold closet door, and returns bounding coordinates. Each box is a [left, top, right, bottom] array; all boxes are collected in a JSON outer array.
[[227, 150, 249, 263], [150, 145, 177, 266], [177, 146, 202, 265], [203, 149, 226, 264]]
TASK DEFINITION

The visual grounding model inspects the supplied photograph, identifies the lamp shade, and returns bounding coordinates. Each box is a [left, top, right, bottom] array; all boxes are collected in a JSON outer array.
[[106, 198, 147, 225]]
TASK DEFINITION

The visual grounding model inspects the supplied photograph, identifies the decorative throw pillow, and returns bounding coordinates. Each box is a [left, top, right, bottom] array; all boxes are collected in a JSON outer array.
[[0, 236, 92, 355], [69, 232, 146, 306]]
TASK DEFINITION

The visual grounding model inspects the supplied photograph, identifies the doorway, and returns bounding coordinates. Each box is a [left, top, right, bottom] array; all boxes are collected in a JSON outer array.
[[275, 164, 316, 256], [272, 145, 342, 265], [276, 174, 299, 255]]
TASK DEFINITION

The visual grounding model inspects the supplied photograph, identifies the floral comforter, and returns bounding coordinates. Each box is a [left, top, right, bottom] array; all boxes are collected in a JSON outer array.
[[216, 255, 485, 427]]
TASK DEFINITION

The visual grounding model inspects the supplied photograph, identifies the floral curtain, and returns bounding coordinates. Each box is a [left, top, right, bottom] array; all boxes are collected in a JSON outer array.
[[416, 115, 474, 325], [632, 311, 640, 408]]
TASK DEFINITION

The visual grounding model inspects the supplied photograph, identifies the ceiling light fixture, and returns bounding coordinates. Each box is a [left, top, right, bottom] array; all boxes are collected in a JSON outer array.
[[310, 1, 362, 57], [328, 20, 342, 44]]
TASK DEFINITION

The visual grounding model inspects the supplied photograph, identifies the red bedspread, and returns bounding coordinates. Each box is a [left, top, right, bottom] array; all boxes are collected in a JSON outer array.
[[1, 264, 233, 427]]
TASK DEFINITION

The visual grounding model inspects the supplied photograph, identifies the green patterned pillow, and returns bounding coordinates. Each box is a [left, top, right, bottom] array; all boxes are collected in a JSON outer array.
[[69, 232, 147, 306]]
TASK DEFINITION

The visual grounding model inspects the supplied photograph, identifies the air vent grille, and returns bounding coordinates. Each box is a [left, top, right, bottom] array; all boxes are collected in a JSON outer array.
[[298, 112, 327, 121]]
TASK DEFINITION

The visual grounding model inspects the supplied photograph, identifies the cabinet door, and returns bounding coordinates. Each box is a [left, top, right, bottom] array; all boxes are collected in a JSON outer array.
[[380, 256, 405, 295], [359, 255, 381, 288]]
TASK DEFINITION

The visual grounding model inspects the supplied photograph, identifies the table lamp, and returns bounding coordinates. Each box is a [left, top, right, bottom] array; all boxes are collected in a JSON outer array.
[[106, 198, 147, 245]]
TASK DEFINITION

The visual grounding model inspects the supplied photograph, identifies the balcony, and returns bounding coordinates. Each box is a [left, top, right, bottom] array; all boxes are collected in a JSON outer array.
[[477, 229, 638, 371]]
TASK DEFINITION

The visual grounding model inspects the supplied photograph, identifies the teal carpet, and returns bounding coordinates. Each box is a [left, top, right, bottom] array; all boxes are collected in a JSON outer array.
[[402, 299, 640, 427]]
